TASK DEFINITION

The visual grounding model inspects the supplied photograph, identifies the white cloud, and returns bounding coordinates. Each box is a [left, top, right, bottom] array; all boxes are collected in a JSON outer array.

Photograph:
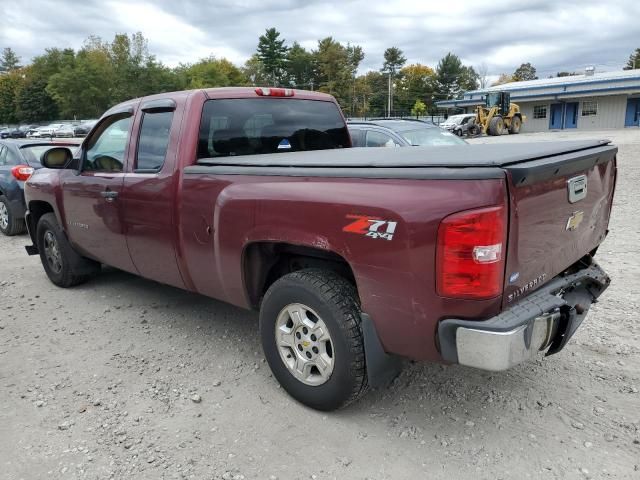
[[1, 0, 638, 75]]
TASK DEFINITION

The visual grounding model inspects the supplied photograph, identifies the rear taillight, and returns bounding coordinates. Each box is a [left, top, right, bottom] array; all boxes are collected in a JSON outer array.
[[436, 205, 506, 299], [11, 164, 35, 181], [255, 87, 295, 97]]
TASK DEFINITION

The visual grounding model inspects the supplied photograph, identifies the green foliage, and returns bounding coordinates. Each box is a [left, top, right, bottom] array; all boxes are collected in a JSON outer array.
[[381, 47, 406, 76], [395, 64, 436, 114], [286, 42, 315, 89], [0, 47, 21, 72], [512, 62, 538, 81], [436, 52, 478, 100], [411, 99, 426, 117], [624, 48, 640, 70], [257, 28, 289, 85], [17, 76, 58, 122], [177, 57, 247, 89], [0, 72, 22, 123]]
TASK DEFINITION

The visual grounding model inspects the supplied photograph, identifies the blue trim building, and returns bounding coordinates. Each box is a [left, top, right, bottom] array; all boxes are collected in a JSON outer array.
[[436, 69, 640, 131]]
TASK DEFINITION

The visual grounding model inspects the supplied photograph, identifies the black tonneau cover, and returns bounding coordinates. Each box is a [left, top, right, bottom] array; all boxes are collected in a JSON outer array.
[[188, 140, 617, 184], [197, 140, 611, 168]]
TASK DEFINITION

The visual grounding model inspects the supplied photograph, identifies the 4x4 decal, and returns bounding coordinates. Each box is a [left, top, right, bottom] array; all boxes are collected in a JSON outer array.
[[343, 214, 397, 241]]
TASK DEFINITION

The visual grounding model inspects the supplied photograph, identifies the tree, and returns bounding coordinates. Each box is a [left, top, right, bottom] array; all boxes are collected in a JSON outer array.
[[242, 54, 270, 86], [411, 99, 426, 118], [435, 53, 465, 100], [0, 72, 23, 123], [381, 47, 406, 76], [458, 66, 479, 91], [0, 47, 21, 72], [492, 73, 514, 86], [512, 62, 538, 81], [177, 57, 247, 88], [285, 42, 315, 89], [476, 63, 489, 89], [395, 64, 436, 115], [256, 28, 289, 85], [624, 48, 640, 70], [16, 75, 59, 122]]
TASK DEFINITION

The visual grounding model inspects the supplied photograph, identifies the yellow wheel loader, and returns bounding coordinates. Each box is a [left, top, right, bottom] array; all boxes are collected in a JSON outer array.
[[475, 91, 525, 136]]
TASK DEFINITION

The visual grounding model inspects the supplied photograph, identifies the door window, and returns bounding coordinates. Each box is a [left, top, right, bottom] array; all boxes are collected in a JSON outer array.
[[135, 111, 174, 172], [83, 116, 132, 172], [365, 130, 400, 147], [349, 129, 365, 147]]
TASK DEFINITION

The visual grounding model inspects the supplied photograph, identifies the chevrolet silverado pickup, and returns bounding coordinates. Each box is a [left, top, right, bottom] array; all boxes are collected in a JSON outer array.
[[23, 87, 615, 410]]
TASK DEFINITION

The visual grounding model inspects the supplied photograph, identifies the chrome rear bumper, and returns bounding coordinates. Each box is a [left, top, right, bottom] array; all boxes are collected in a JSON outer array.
[[438, 259, 610, 371]]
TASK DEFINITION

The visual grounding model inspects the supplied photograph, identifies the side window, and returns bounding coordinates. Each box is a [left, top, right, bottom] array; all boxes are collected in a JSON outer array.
[[0, 146, 7, 166], [84, 115, 132, 173], [349, 129, 365, 147], [136, 111, 174, 172], [366, 130, 400, 148]]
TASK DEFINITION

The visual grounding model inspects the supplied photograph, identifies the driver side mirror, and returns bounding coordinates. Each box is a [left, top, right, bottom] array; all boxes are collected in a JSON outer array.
[[41, 147, 78, 170]]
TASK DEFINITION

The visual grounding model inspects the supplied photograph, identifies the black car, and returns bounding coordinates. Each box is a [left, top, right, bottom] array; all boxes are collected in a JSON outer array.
[[347, 119, 467, 148], [73, 120, 98, 137], [0, 139, 79, 235], [0, 127, 28, 139]]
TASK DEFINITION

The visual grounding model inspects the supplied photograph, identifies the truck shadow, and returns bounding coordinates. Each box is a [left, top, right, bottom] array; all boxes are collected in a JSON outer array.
[[85, 266, 568, 432]]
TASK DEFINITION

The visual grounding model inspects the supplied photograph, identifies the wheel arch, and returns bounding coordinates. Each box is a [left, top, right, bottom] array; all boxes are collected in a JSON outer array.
[[242, 241, 358, 310], [26, 200, 55, 244]]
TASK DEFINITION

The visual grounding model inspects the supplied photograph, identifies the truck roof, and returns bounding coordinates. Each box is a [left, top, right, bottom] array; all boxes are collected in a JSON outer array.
[[103, 87, 336, 117]]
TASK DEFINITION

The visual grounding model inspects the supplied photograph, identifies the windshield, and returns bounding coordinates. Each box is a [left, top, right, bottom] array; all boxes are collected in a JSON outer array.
[[400, 128, 467, 146], [197, 98, 350, 158], [443, 115, 466, 125]]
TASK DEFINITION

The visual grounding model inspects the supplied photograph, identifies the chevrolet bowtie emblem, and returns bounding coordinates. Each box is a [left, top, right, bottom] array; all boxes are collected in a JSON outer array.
[[566, 211, 584, 231]]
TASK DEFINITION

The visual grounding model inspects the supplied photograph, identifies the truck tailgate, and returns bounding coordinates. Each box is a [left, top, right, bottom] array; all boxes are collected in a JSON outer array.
[[502, 143, 617, 306]]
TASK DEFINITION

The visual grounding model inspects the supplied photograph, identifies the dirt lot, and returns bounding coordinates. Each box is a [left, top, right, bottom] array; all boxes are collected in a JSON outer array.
[[1, 129, 639, 480]]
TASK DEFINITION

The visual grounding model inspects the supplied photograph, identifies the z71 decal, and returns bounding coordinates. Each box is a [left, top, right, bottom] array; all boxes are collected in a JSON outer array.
[[343, 215, 397, 241]]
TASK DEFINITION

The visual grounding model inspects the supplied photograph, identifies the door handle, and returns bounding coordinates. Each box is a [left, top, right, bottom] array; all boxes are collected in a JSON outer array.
[[101, 190, 118, 201]]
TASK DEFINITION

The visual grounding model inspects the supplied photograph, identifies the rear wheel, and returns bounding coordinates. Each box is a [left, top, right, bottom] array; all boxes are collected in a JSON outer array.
[[509, 115, 522, 134], [488, 116, 505, 136], [36, 213, 100, 287], [0, 195, 25, 236], [260, 269, 368, 410]]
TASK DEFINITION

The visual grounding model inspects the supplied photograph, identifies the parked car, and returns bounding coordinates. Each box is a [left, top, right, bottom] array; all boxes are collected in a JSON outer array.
[[73, 120, 98, 137], [30, 123, 65, 138], [0, 128, 15, 139], [53, 124, 75, 138], [0, 139, 79, 235], [440, 114, 479, 136], [24, 87, 615, 410], [348, 119, 467, 147]]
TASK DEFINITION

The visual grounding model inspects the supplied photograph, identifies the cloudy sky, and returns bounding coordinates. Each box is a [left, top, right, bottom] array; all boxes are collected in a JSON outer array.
[[1, 0, 638, 76]]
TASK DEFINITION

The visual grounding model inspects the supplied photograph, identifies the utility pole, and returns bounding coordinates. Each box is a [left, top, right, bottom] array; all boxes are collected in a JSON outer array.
[[388, 73, 392, 118]]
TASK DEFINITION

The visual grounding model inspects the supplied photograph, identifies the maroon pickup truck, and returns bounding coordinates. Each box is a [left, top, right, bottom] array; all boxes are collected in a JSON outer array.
[[24, 87, 616, 410]]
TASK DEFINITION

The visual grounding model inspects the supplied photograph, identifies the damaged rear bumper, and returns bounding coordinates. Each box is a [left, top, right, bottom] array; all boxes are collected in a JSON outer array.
[[437, 259, 610, 371]]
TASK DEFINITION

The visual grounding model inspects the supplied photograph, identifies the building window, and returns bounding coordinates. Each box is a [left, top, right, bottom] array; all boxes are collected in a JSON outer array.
[[582, 101, 598, 116], [533, 105, 547, 119]]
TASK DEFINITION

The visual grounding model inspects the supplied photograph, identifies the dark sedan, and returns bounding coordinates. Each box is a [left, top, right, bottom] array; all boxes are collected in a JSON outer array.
[[0, 139, 79, 235], [348, 119, 467, 148]]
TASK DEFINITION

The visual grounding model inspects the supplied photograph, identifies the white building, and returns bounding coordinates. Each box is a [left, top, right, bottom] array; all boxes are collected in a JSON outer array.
[[436, 69, 640, 132]]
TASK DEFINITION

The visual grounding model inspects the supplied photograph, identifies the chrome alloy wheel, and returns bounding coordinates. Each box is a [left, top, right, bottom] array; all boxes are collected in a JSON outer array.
[[0, 202, 8, 230], [275, 303, 335, 386], [43, 230, 63, 274]]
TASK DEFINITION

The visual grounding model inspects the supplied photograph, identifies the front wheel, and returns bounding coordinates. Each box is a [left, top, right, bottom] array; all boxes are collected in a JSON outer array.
[[36, 213, 100, 287], [509, 115, 522, 134], [260, 269, 368, 410]]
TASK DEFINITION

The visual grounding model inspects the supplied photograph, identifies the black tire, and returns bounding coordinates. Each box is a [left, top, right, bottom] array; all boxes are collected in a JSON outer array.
[[260, 269, 368, 410], [454, 128, 462, 136], [36, 213, 100, 287], [509, 115, 522, 134], [468, 125, 481, 137], [488, 116, 505, 135], [0, 195, 26, 236]]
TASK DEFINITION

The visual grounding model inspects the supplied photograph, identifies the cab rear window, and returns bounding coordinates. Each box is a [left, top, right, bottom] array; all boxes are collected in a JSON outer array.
[[197, 98, 350, 159]]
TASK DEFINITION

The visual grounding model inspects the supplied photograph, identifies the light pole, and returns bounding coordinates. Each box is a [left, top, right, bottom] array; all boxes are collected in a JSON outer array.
[[388, 73, 391, 118]]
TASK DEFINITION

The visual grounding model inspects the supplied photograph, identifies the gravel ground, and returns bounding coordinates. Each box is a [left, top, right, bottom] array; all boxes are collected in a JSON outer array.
[[1, 129, 639, 480]]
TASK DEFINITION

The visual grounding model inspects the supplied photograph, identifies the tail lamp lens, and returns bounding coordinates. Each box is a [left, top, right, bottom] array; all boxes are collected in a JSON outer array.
[[436, 205, 506, 299], [11, 164, 35, 181]]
